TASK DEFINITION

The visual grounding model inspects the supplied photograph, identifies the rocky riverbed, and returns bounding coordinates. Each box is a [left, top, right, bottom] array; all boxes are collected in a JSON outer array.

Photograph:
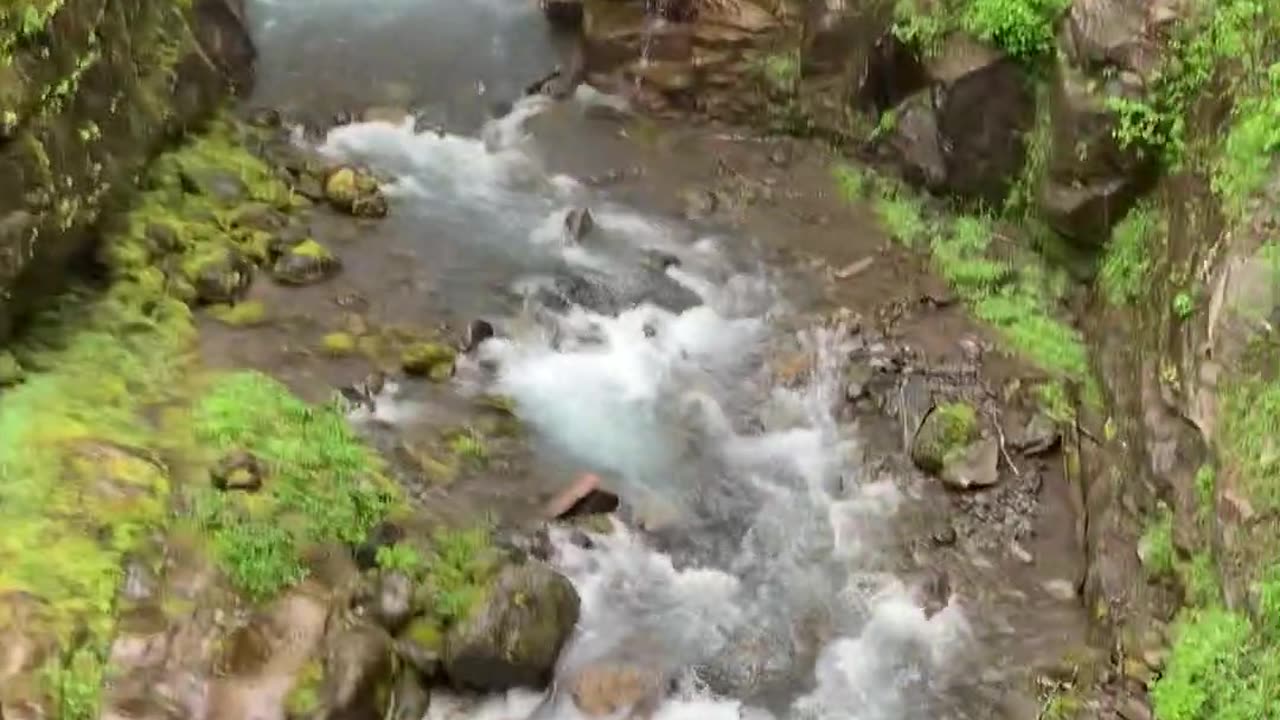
[[1, 0, 1277, 718]]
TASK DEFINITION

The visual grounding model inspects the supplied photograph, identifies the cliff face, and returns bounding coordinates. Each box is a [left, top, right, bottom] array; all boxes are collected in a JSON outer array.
[[0, 0, 254, 340]]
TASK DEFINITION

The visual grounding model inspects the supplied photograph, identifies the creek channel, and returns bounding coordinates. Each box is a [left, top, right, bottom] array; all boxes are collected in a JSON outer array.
[[240, 0, 1090, 717]]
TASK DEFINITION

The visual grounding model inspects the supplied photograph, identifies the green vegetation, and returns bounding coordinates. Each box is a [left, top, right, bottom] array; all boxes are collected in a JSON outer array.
[[422, 525, 501, 624], [890, 0, 1068, 61], [834, 164, 1091, 383], [210, 300, 267, 327], [1036, 380, 1074, 424], [1213, 62, 1280, 219], [1100, 203, 1159, 306], [285, 658, 325, 716], [375, 543, 425, 576], [1139, 507, 1175, 578], [758, 50, 800, 96], [1151, 606, 1280, 720], [447, 427, 489, 466], [1109, 0, 1280, 167], [189, 371, 400, 599], [1220, 369, 1280, 510], [1195, 463, 1216, 512], [1173, 290, 1197, 319], [1179, 552, 1219, 608]]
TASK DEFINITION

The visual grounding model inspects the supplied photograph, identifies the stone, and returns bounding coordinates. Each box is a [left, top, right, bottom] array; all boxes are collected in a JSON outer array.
[[401, 342, 457, 380], [370, 571, 415, 633], [189, 245, 255, 304], [1042, 579, 1078, 602], [211, 450, 265, 492], [910, 401, 979, 474], [322, 624, 396, 718], [271, 239, 341, 285], [1014, 413, 1060, 455], [323, 166, 390, 218], [542, 0, 584, 30], [545, 472, 621, 520], [568, 660, 666, 717], [463, 319, 496, 353], [681, 188, 718, 220], [940, 438, 1000, 489], [564, 207, 595, 244], [443, 562, 580, 691], [388, 668, 432, 720]]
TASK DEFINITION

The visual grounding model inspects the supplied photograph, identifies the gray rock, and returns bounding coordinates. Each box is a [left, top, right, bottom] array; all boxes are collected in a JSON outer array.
[[940, 438, 1000, 489], [323, 624, 395, 718], [443, 562, 580, 691], [372, 571, 415, 632], [1015, 413, 1060, 456]]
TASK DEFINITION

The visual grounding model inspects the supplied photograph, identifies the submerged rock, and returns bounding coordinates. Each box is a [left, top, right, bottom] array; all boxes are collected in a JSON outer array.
[[324, 166, 390, 218], [271, 239, 342, 285], [443, 562, 580, 691]]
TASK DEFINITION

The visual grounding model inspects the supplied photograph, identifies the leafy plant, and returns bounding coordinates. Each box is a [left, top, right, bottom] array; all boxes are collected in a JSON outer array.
[[1139, 507, 1175, 578], [423, 525, 501, 624], [1173, 290, 1196, 319], [375, 543, 424, 576], [960, 0, 1069, 60], [1101, 204, 1159, 305]]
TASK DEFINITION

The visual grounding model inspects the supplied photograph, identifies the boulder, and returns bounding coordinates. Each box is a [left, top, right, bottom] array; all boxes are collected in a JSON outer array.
[[318, 625, 396, 719], [323, 166, 390, 218], [443, 562, 580, 691], [879, 34, 1035, 206], [271, 239, 342, 285], [910, 401, 980, 474], [545, 472, 621, 520], [939, 437, 1000, 489]]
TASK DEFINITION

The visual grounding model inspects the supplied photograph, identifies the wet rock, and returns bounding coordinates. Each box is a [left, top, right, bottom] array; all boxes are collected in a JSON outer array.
[[915, 568, 951, 619], [189, 245, 254, 304], [542, 0, 584, 30], [641, 249, 681, 272], [883, 91, 947, 191], [1014, 413, 1060, 456], [898, 375, 934, 450], [322, 624, 396, 719], [910, 402, 979, 475], [401, 342, 457, 381], [681, 188, 719, 220], [443, 562, 580, 691], [940, 438, 1000, 489], [211, 449, 265, 492], [844, 363, 874, 402], [545, 472, 621, 520], [564, 207, 595, 244], [370, 571, 415, 633], [568, 660, 666, 717], [271, 239, 342, 285], [460, 319, 497, 354], [323, 166, 390, 218], [388, 668, 432, 720]]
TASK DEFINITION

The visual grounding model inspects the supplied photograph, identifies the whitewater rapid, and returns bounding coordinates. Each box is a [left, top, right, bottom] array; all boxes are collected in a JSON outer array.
[[317, 94, 974, 720]]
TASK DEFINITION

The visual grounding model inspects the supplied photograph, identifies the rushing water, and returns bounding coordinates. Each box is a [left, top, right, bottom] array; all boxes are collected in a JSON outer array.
[[248, 1, 1043, 718]]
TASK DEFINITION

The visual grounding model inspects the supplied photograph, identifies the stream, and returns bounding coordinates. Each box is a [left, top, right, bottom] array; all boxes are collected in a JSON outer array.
[[242, 0, 1082, 718]]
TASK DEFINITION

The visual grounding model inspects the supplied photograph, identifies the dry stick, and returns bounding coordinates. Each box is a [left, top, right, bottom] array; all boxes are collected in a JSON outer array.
[[987, 409, 1022, 479]]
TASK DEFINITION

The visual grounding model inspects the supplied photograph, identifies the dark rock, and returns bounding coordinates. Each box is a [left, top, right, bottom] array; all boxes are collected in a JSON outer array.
[[463, 319, 496, 353], [564, 207, 595, 244], [355, 522, 406, 570], [190, 246, 255, 304], [443, 562, 580, 691], [882, 91, 947, 192], [542, 0, 584, 30], [211, 449, 265, 492], [642, 249, 681, 272], [270, 239, 341, 285]]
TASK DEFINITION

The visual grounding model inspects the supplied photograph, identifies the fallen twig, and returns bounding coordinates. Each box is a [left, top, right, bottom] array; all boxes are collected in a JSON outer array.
[[988, 409, 1021, 479]]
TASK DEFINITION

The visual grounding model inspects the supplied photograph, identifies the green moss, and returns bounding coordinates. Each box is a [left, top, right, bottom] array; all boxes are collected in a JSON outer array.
[[446, 427, 488, 466], [1179, 552, 1219, 608], [1100, 203, 1159, 306], [0, 349, 23, 385], [831, 163, 868, 202], [401, 342, 456, 379], [403, 617, 444, 652], [1036, 380, 1075, 424], [290, 238, 333, 261], [321, 332, 357, 356], [1172, 290, 1197, 319], [189, 371, 401, 599], [913, 401, 980, 472], [285, 658, 325, 716], [1220, 368, 1280, 511], [209, 301, 267, 327], [375, 543, 424, 576]]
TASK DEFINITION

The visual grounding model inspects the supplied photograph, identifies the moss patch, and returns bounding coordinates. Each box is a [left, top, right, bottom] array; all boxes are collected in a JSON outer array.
[[189, 371, 402, 599], [911, 401, 979, 473], [210, 300, 268, 327], [421, 525, 502, 626], [322, 331, 357, 356]]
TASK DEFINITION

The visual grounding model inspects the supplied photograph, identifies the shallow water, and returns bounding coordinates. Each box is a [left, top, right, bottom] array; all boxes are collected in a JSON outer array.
[[245, 1, 1062, 718]]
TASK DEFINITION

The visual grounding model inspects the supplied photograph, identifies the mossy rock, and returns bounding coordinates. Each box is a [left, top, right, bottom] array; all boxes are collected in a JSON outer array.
[[285, 657, 325, 716], [910, 401, 980, 474], [323, 166, 389, 218], [271, 239, 341, 286], [322, 332, 358, 356], [184, 245, 254, 304], [442, 561, 580, 691], [401, 342, 456, 380]]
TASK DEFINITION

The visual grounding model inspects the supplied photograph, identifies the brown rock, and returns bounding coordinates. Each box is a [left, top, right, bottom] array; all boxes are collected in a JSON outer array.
[[569, 661, 666, 717], [545, 472, 621, 520]]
